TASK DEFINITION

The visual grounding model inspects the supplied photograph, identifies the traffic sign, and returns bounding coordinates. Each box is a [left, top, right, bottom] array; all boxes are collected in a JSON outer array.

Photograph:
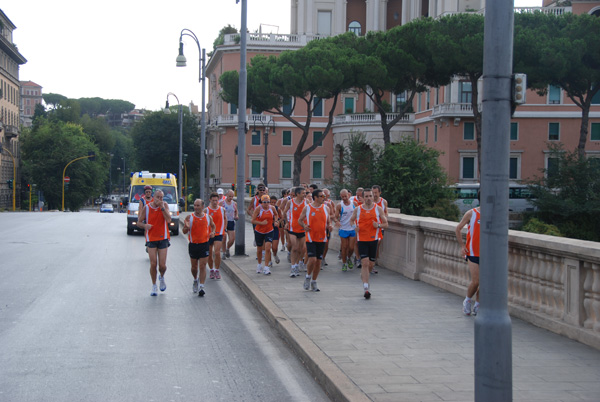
[[64, 176, 70, 183], [245, 179, 251, 185]]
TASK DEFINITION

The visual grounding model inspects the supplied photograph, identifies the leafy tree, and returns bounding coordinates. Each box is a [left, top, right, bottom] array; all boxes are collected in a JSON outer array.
[[54, 99, 81, 123], [359, 18, 454, 145], [212, 24, 238, 54], [429, 13, 485, 172], [514, 12, 600, 158], [80, 114, 115, 153], [373, 139, 454, 217], [42, 93, 67, 109], [220, 33, 371, 185], [330, 131, 380, 195], [528, 145, 600, 241], [130, 110, 200, 177], [21, 120, 104, 211]]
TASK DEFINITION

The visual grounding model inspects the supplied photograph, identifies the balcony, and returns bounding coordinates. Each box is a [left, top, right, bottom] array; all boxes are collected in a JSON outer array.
[[3, 125, 19, 138], [431, 103, 481, 122], [223, 33, 324, 49], [333, 112, 414, 126], [216, 114, 274, 127]]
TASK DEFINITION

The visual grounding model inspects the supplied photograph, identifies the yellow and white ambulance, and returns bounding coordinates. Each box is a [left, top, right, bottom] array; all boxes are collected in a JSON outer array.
[[125, 171, 181, 235]]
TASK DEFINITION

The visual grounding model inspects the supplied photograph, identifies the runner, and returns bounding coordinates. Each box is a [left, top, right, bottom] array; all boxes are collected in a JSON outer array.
[[351, 187, 364, 268], [138, 185, 153, 254], [455, 193, 481, 316], [283, 186, 307, 277], [335, 189, 356, 272], [371, 185, 389, 273], [137, 189, 171, 296], [350, 188, 388, 299], [217, 188, 227, 203], [297, 189, 332, 292], [321, 188, 335, 268], [270, 195, 283, 265], [220, 190, 238, 259], [252, 194, 279, 275], [182, 199, 216, 297], [206, 192, 226, 280]]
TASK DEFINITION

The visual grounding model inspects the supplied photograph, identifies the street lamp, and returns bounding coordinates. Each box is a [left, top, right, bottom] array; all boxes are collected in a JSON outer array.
[[176, 28, 207, 201], [164, 92, 183, 203], [251, 116, 276, 187]]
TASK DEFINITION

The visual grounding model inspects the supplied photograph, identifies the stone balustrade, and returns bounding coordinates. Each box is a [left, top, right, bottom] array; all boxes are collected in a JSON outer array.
[[329, 212, 600, 350]]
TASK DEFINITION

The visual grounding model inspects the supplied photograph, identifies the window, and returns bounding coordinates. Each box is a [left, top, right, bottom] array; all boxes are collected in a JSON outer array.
[[312, 160, 323, 179], [282, 97, 293, 115], [464, 122, 475, 140], [426, 90, 430, 109], [313, 131, 323, 147], [435, 88, 439, 106], [251, 160, 262, 178], [348, 21, 361, 36], [434, 124, 438, 142], [591, 123, 600, 141], [592, 88, 600, 105], [282, 130, 292, 146], [230, 103, 237, 114], [547, 157, 559, 180], [425, 126, 429, 144], [416, 128, 420, 142], [548, 123, 560, 141], [417, 93, 422, 112], [344, 97, 355, 114], [317, 11, 332, 36], [460, 81, 472, 104], [509, 157, 519, 180], [282, 160, 292, 179], [251, 130, 261, 146], [395, 91, 407, 112], [313, 97, 323, 117], [462, 157, 476, 179], [548, 85, 561, 104], [510, 122, 519, 141]]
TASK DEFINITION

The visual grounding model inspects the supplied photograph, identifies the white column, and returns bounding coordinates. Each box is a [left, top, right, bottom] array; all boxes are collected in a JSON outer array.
[[306, 0, 314, 35], [291, 0, 298, 34], [298, 0, 306, 35], [402, 0, 410, 24], [335, 0, 346, 35]]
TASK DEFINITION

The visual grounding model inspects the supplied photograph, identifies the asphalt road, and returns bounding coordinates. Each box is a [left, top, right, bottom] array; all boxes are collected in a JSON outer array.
[[0, 211, 329, 402]]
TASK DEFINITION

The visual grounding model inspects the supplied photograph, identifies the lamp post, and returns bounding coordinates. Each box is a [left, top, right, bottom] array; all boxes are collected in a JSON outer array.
[[176, 29, 206, 202], [164, 92, 183, 203], [251, 116, 276, 187], [121, 157, 126, 195]]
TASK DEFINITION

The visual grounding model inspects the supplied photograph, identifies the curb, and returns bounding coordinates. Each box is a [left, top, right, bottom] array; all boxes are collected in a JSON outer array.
[[220, 258, 371, 402]]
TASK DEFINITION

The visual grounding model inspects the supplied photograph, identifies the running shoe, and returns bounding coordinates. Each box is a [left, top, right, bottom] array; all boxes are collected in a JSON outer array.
[[274, 254, 280, 264], [198, 288, 205, 297], [371, 268, 378, 274], [287, 251, 291, 263], [159, 275, 166, 292], [364, 290, 371, 299], [311, 281, 320, 292], [268, 261, 273, 269], [337, 250, 342, 260], [215, 270, 221, 280], [210, 270, 216, 280], [281, 244, 286, 251], [348, 259, 354, 270], [303, 276, 311, 290], [294, 265, 300, 276], [257, 264, 263, 274], [323, 258, 328, 266], [226, 250, 231, 258], [263, 265, 271, 275], [356, 258, 362, 269], [222, 252, 227, 260], [193, 280, 199, 293], [150, 284, 158, 296], [342, 263, 348, 272], [463, 299, 472, 316], [290, 266, 297, 277], [473, 302, 480, 316]]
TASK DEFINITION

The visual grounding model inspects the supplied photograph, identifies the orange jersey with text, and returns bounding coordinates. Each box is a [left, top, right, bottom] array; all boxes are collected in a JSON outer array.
[[188, 213, 210, 244], [206, 205, 226, 235], [145, 204, 170, 242], [287, 198, 306, 233], [466, 207, 481, 257], [305, 204, 329, 243], [356, 205, 382, 242], [255, 207, 275, 234]]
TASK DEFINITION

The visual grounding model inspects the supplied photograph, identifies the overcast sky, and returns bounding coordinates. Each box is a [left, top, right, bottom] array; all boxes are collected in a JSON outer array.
[[4, 0, 540, 112]]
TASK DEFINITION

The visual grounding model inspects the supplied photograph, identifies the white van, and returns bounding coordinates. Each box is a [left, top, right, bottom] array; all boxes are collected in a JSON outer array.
[[451, 183, 536, 214]]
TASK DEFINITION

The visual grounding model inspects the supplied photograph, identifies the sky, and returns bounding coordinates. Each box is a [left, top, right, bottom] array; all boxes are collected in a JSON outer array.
[[4, 0, 541, 112]]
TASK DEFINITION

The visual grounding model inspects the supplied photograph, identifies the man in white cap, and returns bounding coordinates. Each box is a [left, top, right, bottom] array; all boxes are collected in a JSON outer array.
[[217, 188, 226, 203]]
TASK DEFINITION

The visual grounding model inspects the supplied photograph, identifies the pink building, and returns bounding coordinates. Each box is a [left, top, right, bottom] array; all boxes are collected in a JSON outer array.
[[20, 80, 42, 128]]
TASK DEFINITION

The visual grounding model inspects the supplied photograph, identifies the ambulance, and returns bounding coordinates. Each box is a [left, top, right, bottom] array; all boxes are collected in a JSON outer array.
[[125, 171, 182, 235]]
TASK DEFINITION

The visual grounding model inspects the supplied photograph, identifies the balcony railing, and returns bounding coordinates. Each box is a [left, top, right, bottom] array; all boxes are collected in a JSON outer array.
[[333, 113, 414, 125], [515, 7, 572, 16], [431, 103, 481, 118], [216, 114, 275, 126], [223, 33, 325, 48], [3, 125, 18, 137]]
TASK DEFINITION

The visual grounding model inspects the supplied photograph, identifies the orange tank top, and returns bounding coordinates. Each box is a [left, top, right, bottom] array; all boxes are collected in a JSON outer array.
[[305, 204, 328, 243], [206, 206, 226, 235], [287, 198, 306, 233], [466, 207, 481, 257], [145, 204, 170, 242], [188, 213, 210, 244], [356, 204, 382, 242], [255, 207, 275, 234]]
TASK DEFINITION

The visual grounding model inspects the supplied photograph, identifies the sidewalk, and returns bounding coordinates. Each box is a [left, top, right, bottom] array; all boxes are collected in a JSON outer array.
[[218, 222, 600, 402]]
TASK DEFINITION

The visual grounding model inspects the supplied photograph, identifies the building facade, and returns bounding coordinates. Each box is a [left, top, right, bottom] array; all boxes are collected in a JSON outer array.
[[20, 80, 42, 128], [0, 9, 27, 209], [205, 0, 600, 194]]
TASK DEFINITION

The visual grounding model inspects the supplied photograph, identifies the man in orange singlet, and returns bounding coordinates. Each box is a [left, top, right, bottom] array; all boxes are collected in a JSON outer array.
[[206, 193, 226, 280], [137, 189, 172, 296], [183, 199, 216, 297], [350, 188, 388, 299], [252, 194, 279, 275], [297, 189, 332, 292], [455, 191, 481, 316], [283, 186, 307, 277]]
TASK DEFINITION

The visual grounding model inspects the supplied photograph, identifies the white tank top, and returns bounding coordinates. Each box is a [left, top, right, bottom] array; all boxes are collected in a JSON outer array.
[[339, 201, 356, 231], [223, 200, 236, 221]]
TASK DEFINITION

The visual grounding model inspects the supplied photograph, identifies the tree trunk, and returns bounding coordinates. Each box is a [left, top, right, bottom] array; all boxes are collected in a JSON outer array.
[[578, 98, 592, 159], [293, 150, 303, 186]]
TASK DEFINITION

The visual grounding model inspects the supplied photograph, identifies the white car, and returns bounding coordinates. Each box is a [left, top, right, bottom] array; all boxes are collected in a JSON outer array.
[[100, 204, 114, 213]]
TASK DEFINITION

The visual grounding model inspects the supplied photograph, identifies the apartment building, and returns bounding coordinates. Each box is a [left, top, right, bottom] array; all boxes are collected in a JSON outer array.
[[0, 9, 27, 209], [205, 0, 600, 193], [20, 80, 42, 128]]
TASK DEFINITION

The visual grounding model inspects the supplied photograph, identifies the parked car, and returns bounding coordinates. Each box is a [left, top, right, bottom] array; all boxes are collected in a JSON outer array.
[[100, 204, 114, 213]]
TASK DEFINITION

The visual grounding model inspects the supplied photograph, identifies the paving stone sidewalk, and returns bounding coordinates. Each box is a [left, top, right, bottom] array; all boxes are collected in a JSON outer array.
[[217, 223, 600, 402]]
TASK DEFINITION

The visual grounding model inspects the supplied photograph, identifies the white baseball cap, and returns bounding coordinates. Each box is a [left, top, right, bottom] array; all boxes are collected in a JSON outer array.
[[217, 188, 224, 194]]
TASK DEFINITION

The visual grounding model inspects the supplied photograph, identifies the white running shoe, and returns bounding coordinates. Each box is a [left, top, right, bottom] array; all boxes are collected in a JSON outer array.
[[281, 244, 286, 251], [257, 264, 263, 274], [225, 250, 231, 258], [215, 270, 221, 280], [287, 251, 291, 263], [159, 275, 166, 292], [463, 299, 472, 316], [274, 254, 280, 264], [263, 265, 271, 275], [294, 265, 301, 276], [268, 261, 273, 269], [290, 266, 297, 277], [198, 287, 205, 297], [311, 281, 320, 292], [473, 302, 480, 316], [303, 276, 311, 290], [150, 284, 158, 296], [193, 280, 199, 293]]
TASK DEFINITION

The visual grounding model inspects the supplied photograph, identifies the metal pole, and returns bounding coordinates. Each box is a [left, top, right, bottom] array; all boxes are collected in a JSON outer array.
[[200, 48, 207, 202], [178, 104, 183, 202], [476, 1, 513, 400], [235, 0, 248, 256]]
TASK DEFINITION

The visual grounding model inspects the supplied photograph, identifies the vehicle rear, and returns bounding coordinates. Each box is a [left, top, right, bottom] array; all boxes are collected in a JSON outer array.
[[126, 171, 181, 235], [451, 183, 536, 215]]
